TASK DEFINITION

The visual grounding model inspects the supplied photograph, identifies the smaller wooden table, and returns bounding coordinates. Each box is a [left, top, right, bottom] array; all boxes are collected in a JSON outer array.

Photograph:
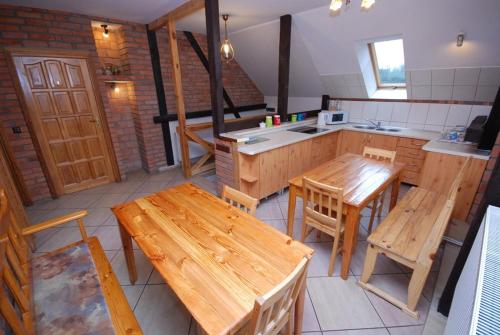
[[287, 153, 404, 279], [112, 183, 313, 335]]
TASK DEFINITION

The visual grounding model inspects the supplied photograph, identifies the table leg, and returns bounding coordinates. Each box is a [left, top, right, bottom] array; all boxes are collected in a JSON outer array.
[[341, 206, 360, 280], [118, 223, 137, 285], [287, 185, 297, 237], [294, 279, 306, 334], [389, 175, 401, 210]]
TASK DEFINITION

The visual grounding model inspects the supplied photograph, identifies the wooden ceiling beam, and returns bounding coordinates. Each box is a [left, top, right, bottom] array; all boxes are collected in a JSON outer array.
[[148, 0, 205, 30]]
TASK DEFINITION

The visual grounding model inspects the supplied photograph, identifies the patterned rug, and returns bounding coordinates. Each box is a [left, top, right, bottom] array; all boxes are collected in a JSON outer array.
[[32, 242, 115, 335]]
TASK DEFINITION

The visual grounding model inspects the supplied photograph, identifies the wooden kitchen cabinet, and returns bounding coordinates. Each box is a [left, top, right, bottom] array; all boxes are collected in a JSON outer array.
[[395, 137, 428, 185], [259, 146, 289, 198], [311, 132, 339, 165], [288, 139, 312, 179], [338, 131, 397, 155]]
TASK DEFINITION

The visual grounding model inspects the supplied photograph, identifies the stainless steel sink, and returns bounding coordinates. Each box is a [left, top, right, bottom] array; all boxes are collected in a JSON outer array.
[[352, 124, 402, 132], [244, 136, 269, 145], [353, 125, 377, 130]]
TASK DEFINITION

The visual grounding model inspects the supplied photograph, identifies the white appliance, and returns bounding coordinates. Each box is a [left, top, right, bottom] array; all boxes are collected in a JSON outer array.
[[317, 110, 349, 126]]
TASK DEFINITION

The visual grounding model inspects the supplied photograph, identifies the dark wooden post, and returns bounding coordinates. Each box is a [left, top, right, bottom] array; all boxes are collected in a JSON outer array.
[[321, 95, 330, 110], [205, 0, 225, 136], [278, 14, 292, 122]]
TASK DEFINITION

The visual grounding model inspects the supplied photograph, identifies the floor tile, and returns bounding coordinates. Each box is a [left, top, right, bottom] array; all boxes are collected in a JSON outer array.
[[350, 241, 406, 276], [306, 242, 345, 277], [91, 225, 123, 250], [362, 274, 430, 327], [56, 194, 100, 209], [134, 181, 172, 194], [308, 276, 384, 331], [323, 329, 390, 335], [92, 193, 131, 208], [256, 199, 284, 220], [121, 285, 145, 310], [303, 290, 321, 332], [33, 227, 61, 249], [134, 284, 191, 335], [148, 269, 165, 285], [111, 249, 153, 285], [278, 197, 303, 220], [85, 207, 114, 226], [262, 219, 287, 235], [36, 227, 94, 252], [387, 325, 424, 335]]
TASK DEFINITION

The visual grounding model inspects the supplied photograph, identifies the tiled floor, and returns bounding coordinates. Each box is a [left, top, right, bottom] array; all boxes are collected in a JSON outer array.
[[26, 167, 438, 335]]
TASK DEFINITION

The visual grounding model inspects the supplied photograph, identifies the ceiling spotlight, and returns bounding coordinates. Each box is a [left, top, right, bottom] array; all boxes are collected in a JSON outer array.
[[101, 24, 109, 38], [361, 0, 376, 9], [457, 32, 465, 47]]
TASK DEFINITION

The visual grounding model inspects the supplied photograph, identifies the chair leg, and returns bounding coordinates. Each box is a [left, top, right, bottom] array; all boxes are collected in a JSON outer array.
[[407, 264, 431, 312], [378, 190, 386, 217], [360, 244, 378, 283], [300, 220, 308, 243], [367, 198, 378, 234], [328, 236, 340, 276], [316, 230, 321, 242]]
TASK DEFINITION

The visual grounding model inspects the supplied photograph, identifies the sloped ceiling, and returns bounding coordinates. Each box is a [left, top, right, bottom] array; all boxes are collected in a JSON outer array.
[[230, 0, 500, 97]]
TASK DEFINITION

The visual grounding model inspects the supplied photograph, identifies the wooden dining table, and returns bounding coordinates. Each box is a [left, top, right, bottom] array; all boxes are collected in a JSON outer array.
[[287, 153, 404, 280], [112, 183, 313, 335]]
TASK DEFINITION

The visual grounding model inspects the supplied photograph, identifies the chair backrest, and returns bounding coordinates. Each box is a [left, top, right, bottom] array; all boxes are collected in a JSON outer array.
[[302, 177, 343, 235], [222, 185, 259, 216], [447, 156, 471, 203], [0, 189, 34, 335], [363, 146, 397, 163], [248, 257, 309, 335]]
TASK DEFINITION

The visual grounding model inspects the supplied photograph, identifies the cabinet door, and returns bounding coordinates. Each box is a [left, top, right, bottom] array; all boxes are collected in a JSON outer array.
[[338, 130, 367, 155], [366, 133, 398, 150], [312, 132, 339, 164], [259, 146, 289, 198], [288, 139, 312, 179]]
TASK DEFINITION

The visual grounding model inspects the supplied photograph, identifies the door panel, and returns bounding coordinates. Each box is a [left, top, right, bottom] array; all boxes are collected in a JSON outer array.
[[12, 55, 115, 195]]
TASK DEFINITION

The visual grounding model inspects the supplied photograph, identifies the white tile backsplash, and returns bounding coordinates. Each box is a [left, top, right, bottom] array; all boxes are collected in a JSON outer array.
[[446, 105, 472, 127], [431, 85, 453, 100], [452, 85, 476, 101], [391, 102, 411, 122], [478, 67, 500, 86], [431, 69, 455, 85], [410, 70, 431, 86], [475, 85, 498, 102], [424, 124, 444, 132], [406, 123, 425, 130], [468, 105, 492, 124], [376, 102, 393, 121], [362, 102, 378, 120], [412, 85, 432, 99], [408, 103, 429, 124], [454, 68, 480, 85], [426, 104, 450, 125], [349, 101, 364, 119]]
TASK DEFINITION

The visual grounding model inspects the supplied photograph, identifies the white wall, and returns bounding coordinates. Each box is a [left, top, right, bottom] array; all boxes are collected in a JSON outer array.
[[231, 0, 500, 101]]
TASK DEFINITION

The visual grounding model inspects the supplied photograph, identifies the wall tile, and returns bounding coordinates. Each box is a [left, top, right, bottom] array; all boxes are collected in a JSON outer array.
[[391, 102, 411, 122], [431, 85, 453, 100], [349, 101, 365, 119], [408, 103, 429, 124], [468, 105, 492, 124], [426, 104, 450, 125], [475, 85, 498, 102], [452, 85, 476, 101], [362, 102, 378, 120], [407, 123, 425, 130], [376, 102, 394, 121], [412, 86, 431, 99], [431, 69, 455, 85], [478, 67, 500, 86], [454, 68, 480, 85], [389, 121, 407, 128], [424, 124, 444, 132], [410, 70, 431, 86], [445, 105, 472, 127]]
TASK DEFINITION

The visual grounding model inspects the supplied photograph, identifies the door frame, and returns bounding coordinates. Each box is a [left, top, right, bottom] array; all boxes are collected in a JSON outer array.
[[5, 47, 121, 198]]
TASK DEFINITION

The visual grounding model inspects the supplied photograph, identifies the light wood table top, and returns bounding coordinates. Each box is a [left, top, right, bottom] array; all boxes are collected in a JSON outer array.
[[287, 153, 404, 279], [289, 153, 405, 209], [112, 183, 313, 335]]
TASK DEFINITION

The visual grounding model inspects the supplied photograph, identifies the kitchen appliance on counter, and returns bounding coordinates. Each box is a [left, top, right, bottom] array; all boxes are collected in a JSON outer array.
[[317, 110, 349, 126], [465, 115, 488, 143]]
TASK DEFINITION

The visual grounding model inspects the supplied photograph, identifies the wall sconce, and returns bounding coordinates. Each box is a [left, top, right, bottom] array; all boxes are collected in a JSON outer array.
[[101, 24, 109, 38], [456, 32, 465, 47]]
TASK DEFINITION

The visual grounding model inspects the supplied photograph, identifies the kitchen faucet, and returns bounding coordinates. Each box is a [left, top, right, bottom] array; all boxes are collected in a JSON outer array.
[[365, 119, 381, 128]]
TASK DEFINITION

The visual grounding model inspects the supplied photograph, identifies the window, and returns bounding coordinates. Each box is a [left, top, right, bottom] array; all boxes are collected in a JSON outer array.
[[369, 39, 406, 88]]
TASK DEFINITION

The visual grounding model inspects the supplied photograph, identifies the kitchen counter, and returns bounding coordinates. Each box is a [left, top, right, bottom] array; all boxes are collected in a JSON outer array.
[[422, 140, 491, 160], [221, 119, 440, 155]]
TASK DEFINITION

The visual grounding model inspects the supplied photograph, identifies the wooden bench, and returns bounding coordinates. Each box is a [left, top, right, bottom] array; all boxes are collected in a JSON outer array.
[[0, 190, 143, 335], [358, 157, 471, 318]]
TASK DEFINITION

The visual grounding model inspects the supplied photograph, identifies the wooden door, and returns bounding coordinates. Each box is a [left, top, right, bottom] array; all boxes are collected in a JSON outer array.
[[11, 54, 116, 195]]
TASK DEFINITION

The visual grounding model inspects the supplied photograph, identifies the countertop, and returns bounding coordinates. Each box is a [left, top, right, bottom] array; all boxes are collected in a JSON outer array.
[[220, 118, 491, 160], [221, 119, 440, 155]]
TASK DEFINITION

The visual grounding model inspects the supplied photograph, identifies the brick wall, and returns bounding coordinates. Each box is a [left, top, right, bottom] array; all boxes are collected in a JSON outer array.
[[156, 29, 263, 114], [0, 5, 265, 201], [468, 132, 500, 222]]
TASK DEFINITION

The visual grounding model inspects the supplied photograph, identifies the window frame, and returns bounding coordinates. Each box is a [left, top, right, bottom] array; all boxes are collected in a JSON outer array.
[[368, 41, 406, 89]]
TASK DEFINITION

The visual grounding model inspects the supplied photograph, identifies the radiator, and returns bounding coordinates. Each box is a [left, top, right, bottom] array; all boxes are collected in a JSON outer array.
[[444, 205, 500, 335]]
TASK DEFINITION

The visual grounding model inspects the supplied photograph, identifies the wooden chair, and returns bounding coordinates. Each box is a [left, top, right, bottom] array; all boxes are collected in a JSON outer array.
[[358, 157, 471, 318], [362, 146, 397, 233], [222, 185, 259, 216], [0, 189, 142, 335], [301, 177, 343, 276], [248, 257, 309, 335]]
